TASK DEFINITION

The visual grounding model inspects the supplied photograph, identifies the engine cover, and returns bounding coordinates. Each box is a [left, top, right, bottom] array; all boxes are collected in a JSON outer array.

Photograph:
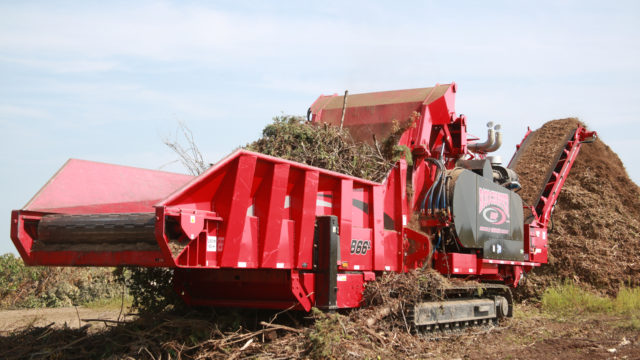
[[451, 169, 525, 261]]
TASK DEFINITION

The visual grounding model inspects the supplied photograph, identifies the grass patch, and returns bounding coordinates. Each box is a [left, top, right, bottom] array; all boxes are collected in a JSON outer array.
[[83, 294, 132, 310], [614, 286, 640, 314], [541, 281, 640, 329], [541, 282, 611, 314]]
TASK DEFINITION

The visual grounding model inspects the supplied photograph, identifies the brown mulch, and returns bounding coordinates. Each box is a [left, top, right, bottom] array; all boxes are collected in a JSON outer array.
[[511, 118, 583, 208], [512, 119, 640, 298]]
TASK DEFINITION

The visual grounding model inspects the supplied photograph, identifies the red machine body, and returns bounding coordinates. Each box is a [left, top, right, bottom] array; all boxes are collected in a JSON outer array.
[[10, 83, 595, 311]]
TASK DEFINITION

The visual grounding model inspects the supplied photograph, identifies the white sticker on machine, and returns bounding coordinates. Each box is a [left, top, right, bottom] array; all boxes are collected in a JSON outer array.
[[337, 274, 347, 282], [206, 236, 217, 252]]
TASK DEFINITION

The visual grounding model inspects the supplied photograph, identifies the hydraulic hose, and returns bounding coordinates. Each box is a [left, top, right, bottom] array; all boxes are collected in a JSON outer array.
[[421, 158, 441, 212], [428, 173, 442, 213], [435, 172, 446, 211], [441, 174, 448, 213], [431, 159, 446, 212], [430, 171, 440, 210], [432, 231, 442, 255], [421, 157, 447, 213], [436, 144, 447, 212], [421, 166, 439, 212]]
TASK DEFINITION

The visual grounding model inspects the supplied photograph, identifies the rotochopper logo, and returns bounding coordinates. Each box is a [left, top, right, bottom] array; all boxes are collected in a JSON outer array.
[[478, 187, 510, 226]]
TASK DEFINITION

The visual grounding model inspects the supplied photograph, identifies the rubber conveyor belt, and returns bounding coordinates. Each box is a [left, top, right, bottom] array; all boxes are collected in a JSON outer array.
[[34, 213, 159, 252]]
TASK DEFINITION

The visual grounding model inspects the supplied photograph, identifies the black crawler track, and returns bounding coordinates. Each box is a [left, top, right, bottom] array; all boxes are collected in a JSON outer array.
[[408, 283, 513, 333]]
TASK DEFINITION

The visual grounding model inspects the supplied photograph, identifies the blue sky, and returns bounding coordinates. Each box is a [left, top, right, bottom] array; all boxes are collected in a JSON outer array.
[[2, 1, 639, 254]]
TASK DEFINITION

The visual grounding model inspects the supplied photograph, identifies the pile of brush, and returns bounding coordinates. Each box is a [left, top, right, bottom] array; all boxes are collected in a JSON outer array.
[[246, 115, 415, 182]]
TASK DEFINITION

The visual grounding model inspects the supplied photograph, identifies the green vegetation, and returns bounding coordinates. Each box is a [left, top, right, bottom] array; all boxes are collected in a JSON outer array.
[[246, 114, 415, 183], [0, 253, 41, 300], [542, 281, 611, 314], [308, 308, 351, 359], [0, 253, 125, 309], [0, 253, 173, 312], [115, 267, 183, 314], [541, 281, 640, 328], [83, 292, 132, 309]]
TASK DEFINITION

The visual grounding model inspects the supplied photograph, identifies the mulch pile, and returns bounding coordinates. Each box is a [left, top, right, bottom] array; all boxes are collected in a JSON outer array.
[[512, 118, 640, 298]]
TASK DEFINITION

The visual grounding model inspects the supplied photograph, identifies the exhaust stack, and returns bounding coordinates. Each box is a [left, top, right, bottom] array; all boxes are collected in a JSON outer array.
[[469, 122, 502, 153], [485, 124, 502, 152]]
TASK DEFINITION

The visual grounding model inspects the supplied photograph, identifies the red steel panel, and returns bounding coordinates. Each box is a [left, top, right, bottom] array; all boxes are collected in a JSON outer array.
[[291, 270, 313, 311], [404, 227, 431, 269], [152, 150, 381, 272], [259, 163, 291, 268], [383, 230, 401, 272], [336, 273, 364, 308], [395, 161, 408, 271], [293, 170, 319, 269], [372, 186, 385, 271], [311, 84, 455, 148], [220, 155, 257, 268], [24, 159, 192, 214], [174, 268, 313, 310], [338, 179, 353, 268], [10, 210, 39, 265], [435, 252, 477, 275], [30, 250, 167, 267]]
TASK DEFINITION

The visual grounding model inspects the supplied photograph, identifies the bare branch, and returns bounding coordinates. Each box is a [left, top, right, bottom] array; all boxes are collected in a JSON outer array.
[[163, 121, 209, 175]]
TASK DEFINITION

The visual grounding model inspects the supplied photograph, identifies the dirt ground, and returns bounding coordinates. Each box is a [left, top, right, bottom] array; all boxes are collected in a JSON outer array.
[[441, 304, 640, 360], [0, 306, 133, 334], [0, 304, 638, 359]]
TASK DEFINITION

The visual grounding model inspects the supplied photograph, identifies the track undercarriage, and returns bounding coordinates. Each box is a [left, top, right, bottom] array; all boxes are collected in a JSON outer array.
[[410, 284, 512, 333]]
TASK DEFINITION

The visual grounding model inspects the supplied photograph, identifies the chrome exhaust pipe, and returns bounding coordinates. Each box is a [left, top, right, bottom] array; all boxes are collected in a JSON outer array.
[[485, 124, 502, 152], [469, 122, 496, 153]]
